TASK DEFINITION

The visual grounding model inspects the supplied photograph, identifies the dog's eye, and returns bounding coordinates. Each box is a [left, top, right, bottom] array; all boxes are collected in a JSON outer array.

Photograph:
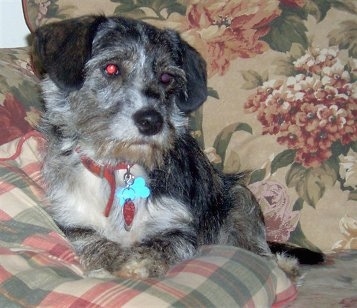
[[160, 73, 174, 85], [105, 64, 120, 76]]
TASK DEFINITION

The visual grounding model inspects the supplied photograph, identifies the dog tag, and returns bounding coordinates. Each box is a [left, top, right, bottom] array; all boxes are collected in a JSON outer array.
[[116, 177, 151, 206], [123, 199, 135, 231]]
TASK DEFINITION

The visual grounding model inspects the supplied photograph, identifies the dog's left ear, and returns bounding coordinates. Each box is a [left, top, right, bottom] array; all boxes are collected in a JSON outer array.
[[32, 15, 107, 90], [177, 42, 208, 113]]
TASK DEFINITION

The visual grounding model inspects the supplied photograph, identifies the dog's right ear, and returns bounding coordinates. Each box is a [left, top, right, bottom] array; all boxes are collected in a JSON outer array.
[[32, 16, 107, 90]]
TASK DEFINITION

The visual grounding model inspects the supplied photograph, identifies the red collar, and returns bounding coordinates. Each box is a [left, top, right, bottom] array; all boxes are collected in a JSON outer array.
[[79, 155, 130, 217]]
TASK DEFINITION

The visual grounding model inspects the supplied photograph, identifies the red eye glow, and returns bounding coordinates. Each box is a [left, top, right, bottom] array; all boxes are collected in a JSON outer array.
[[160, 73, 173, 84], [105, 64, 119, 76]]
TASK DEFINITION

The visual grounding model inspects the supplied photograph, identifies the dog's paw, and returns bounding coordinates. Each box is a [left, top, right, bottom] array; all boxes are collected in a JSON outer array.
[[86, 268, 116, 279], [114, 258, 169, 279], [114, 259, 151, 279]]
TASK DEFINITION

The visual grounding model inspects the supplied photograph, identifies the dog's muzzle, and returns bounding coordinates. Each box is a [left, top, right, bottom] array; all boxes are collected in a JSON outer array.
[[133, 108, 163, 136]]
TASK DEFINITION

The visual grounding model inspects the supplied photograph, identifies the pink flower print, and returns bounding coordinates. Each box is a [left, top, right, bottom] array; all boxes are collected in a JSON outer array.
[[249, 181, 300, 243]]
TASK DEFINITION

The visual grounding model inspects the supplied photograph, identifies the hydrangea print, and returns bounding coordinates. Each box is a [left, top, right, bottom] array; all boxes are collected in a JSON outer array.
[[245, 47, 357, 168]]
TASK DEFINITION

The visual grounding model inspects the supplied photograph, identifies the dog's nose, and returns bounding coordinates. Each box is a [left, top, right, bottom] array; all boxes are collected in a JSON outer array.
[[133, 109, 164, 136]]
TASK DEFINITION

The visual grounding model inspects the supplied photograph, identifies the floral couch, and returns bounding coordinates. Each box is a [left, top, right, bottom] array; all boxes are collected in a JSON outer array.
[[0, 0, 356, 306]]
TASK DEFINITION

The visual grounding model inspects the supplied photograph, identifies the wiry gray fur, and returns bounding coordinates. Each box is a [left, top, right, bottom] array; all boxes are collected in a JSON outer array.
[[33, 15, 301, 279]]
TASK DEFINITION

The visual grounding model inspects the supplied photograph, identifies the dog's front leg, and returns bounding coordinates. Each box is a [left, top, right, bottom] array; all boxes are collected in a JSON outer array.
[[63, 228, 127, 277], [66, 228, 197, 279], [113, 229, 198, 279]]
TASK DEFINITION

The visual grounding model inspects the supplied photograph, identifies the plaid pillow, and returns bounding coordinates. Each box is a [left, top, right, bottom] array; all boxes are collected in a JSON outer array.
[[0, 132, 297, 307]]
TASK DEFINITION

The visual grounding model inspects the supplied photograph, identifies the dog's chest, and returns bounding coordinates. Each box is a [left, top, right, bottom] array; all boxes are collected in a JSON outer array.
[[55, 164, 192, 246], [53, 167, 111, 229], [64, 164, 146, 224]]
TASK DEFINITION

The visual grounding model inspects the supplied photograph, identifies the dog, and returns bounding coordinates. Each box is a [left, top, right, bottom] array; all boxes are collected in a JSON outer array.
[[33, 15, 323, 279]]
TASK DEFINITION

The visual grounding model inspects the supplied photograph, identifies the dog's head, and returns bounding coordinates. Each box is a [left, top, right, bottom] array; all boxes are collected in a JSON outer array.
[[33, 15, 207, 168]]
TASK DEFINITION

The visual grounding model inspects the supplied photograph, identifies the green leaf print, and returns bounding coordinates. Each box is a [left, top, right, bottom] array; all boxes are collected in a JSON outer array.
[[240, 70, 268, 90], [262, 6, 308, 52], [287, 162, 338, 207], [213, 122, 253, 170], [271, 149, 296, 174], [112, 0, 186, 20], [289, 221, 322, 252], [328, 20, 357, 58]]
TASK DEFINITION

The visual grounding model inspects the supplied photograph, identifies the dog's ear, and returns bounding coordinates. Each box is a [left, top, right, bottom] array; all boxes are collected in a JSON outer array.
[[177, 42, 208, 113], [32, 15, 106, 90]]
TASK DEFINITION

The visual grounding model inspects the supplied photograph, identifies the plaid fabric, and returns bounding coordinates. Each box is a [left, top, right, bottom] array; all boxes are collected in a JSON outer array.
[[0, 132, 297, 307]]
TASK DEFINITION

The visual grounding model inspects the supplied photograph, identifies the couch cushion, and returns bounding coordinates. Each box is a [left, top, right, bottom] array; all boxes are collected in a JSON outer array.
[[292, 251, 357, 306], [19, 0, 357, 252]]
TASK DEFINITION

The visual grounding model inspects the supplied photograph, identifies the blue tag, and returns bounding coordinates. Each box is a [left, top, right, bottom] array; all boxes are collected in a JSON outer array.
[[115, 177, 151, 206]]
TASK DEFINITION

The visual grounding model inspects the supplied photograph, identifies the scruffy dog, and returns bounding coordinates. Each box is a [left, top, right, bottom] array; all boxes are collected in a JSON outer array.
[[33, 15, 323, 279]]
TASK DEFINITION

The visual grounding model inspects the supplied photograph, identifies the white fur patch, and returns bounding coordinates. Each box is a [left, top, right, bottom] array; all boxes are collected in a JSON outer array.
[[52, 163, 193, 249], [50, 167, 109, 230]]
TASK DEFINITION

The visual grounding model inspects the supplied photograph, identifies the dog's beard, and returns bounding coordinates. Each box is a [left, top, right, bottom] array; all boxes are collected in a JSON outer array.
[[72, 113, 175, 169], [90, 137, 172, 170]]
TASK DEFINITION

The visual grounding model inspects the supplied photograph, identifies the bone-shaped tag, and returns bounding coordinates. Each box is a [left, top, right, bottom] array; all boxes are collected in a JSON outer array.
[[115, 177, 151, 206]]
